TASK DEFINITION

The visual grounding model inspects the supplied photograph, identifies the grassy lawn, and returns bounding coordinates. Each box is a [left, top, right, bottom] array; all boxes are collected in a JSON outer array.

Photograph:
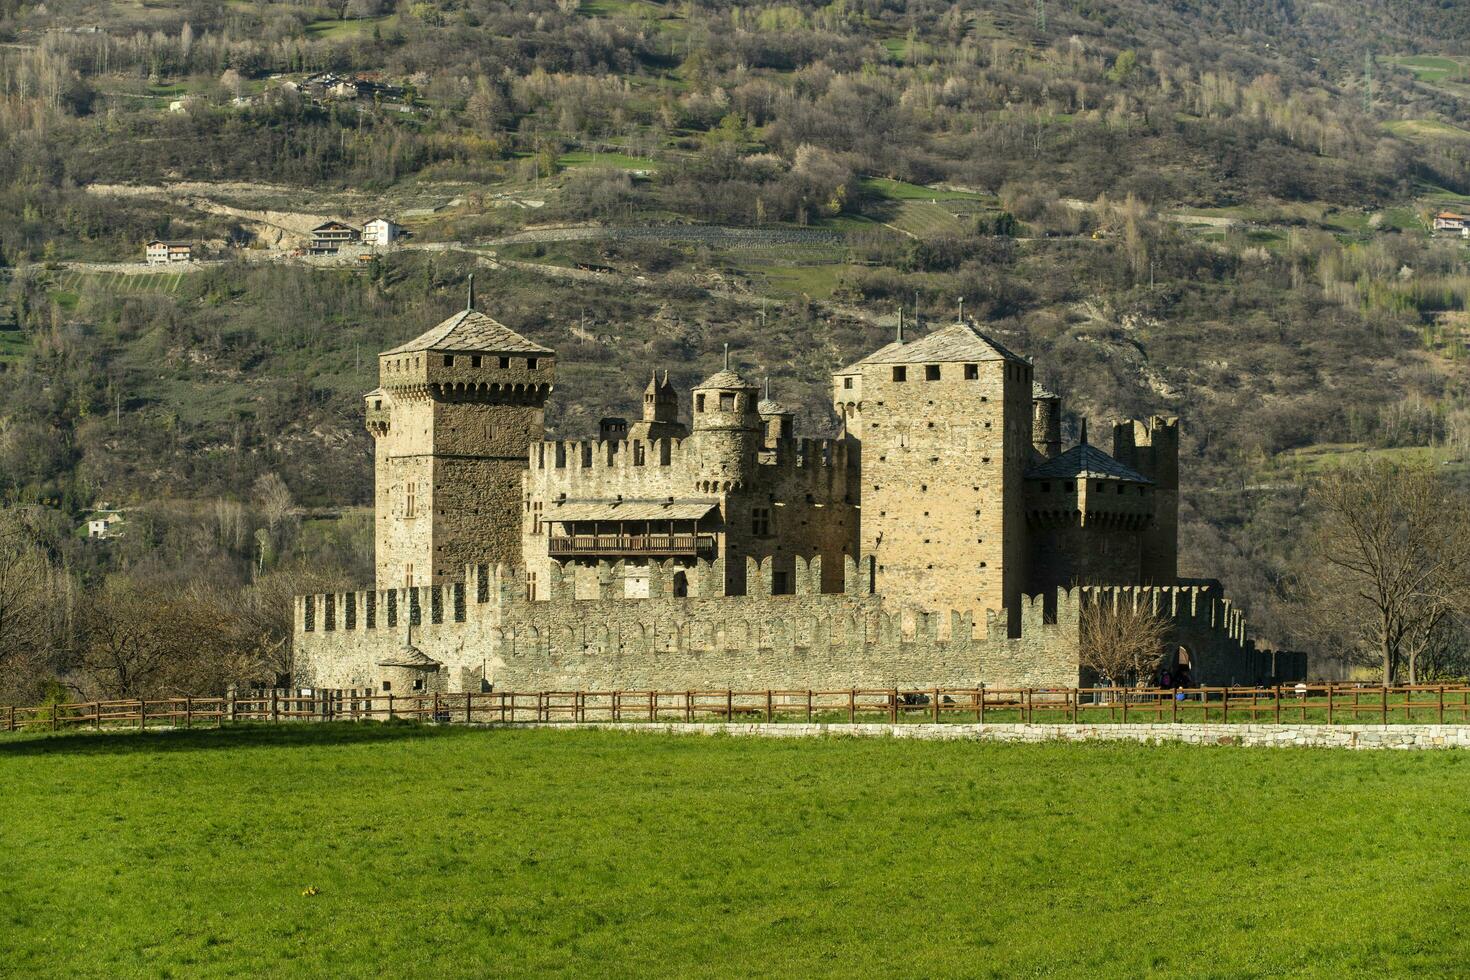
[[1387, 54, 1469, 84], [860, 176, 987, 202], [556, 150, 659, 171], [4, 725, 1470, 976], [304, 14, 393, 38], [1269, 442, 1463, 476], [1385, 118, 1470, 143]]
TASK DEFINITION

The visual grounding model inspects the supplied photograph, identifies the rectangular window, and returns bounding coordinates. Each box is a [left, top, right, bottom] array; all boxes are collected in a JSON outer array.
[[696, 394, 706, 412], [404, 563, 414, 587], [527, 357, 538, 369], [925, 364, 940, 381], [527, 571, 538, 601], [471, 355, 482, 368], [892, 366, 907, 382], [843, 377, 853, 390], [964, 364, 978, 380], [499, 357, 510, 369], [752, 507, 772, 536], [443, 355, 454, 366], [382, 681, 392, 692], [719, 392, 735, 411], [531, 501, 543, 535], [1040, 482, 1051, 493], [405, 483, 416, 517]]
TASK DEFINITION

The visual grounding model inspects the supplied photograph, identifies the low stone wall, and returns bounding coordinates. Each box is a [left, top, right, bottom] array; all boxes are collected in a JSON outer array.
[[497, 721, 1470, 750]]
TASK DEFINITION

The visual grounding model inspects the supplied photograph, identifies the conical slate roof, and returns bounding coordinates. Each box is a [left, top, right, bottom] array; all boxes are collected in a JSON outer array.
[[375, 641, 442, 669], [840, 321, 1027, 372], [382, 308, 552, 356], [1032, 381, 1059, 400], [696, 368, 757, 390], [1026, 443, 1152, 483]]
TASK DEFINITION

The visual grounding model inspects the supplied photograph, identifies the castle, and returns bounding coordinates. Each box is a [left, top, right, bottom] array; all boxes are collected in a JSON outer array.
[[294, 285, 1304, 695]]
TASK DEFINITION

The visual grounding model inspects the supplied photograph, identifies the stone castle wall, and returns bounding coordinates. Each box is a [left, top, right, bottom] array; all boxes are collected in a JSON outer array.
[[294, 559, 1302, 694]]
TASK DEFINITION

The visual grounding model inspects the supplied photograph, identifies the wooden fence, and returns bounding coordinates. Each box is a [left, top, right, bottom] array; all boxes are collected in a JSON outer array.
[[5, 685, 1470, 734]]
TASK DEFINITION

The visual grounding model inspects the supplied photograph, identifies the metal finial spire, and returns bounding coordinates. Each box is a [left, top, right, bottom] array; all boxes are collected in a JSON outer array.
[[466, 273, 475, 311], [958, 297, 964, 322], [897, 306, 905, 344], [765, 376, 771, 399], [723, 343, 730, 370], [1080, 418, 1088, 446]]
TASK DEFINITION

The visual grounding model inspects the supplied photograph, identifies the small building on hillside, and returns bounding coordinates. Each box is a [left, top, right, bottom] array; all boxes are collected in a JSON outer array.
[[1433, 212, 1469, 236], [363, 218, 404, 248], [85, 510, 125, 540], [308, 221, 361, 255], [145, 240, 193, 264]]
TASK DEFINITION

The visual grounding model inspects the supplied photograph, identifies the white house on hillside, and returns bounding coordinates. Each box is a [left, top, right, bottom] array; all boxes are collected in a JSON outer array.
[[363, 218, 404, 248]]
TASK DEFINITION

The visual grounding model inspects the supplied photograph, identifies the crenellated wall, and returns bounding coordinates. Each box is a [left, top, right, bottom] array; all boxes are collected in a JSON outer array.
[[294, 560, 1303, 695]]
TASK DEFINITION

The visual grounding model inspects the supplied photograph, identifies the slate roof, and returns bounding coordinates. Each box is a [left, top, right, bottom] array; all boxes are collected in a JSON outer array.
[[839, 321, 1027, 372], [1032, 381, 1058, 400], [547, 498, 719, 522], [695, 368, 757, 390], [758, 398, 790, 415], [1026, 444, 1152, 483], [382, 309, 553, 356], [376, 642, 441, 669]]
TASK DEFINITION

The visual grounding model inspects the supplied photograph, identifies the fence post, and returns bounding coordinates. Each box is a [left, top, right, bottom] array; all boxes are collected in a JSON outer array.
[[139, 700, 146, 732], [850, 689, 857, 724], [1170, 688, 1177, 724], [932, 688, 940, 724], [271, 690, 279, 724], [51, 702, 58, 732], [979, 685, 986, 725], [1070, 687, 1077, 725], [1121, 688, 1128, 724], [1221, 689, 1229, 724], [1274, 686, 1281, 724], [890, 688, 898, 724], [766, 690, 773, 723], [1327, 685, 1333, 725], [387, 691, 395, 720], [806, 690, 813, 723], [185, 696, 193, 729], [7, 704, 14, 732], [1439, 686, 1445, 725], [94, 702, 101, 731], [433, 691, 441, 723], [727, 689, 734, 723], [1382, 686, 1388, 724]]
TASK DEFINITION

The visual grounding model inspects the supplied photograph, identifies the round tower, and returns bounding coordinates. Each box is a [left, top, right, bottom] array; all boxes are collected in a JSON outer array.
[[1032, 382, 1061, 459], [758, 379, 794, 446], [690, 348, 761, 489]]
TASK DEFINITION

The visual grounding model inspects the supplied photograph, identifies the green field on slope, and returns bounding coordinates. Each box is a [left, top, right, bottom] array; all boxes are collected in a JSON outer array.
[[3, 726, 1470, 976]]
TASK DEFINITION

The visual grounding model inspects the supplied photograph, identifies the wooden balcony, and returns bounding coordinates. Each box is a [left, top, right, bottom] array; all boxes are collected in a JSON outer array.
[[549, 532, 717, 558]]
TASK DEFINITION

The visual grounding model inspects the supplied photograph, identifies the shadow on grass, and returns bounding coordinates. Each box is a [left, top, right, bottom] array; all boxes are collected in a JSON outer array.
[[0, 721, 495, 758]]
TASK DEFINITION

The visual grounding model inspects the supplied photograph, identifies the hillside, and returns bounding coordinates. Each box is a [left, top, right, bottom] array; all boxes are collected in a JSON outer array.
[[3, 0, 1470, 679]]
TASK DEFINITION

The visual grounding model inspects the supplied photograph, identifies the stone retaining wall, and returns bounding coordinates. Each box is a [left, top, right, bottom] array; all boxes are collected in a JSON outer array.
[[489, 721, 1470, 750]]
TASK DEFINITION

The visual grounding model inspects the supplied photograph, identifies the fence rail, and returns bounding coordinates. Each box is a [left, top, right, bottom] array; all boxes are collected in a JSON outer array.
[[5, 685, 1470, 734]]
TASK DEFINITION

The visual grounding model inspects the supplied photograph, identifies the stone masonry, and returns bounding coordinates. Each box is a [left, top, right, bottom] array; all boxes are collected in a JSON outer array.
[[295, 286, 1304, 693]]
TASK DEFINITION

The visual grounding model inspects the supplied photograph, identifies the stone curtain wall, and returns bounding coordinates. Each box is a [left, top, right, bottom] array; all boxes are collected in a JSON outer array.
[[295, 559, 1304, 694], [296, 556, 1082, 693]]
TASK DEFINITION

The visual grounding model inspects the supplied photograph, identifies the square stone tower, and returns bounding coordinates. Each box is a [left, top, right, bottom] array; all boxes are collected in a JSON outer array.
[[367, 281, 554, 587], [1111, 416, 1179, 583], [833, 320, 1033, 624]]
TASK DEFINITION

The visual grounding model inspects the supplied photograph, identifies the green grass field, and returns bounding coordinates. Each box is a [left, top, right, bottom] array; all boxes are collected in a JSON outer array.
[[4, 725, 1470, 976]]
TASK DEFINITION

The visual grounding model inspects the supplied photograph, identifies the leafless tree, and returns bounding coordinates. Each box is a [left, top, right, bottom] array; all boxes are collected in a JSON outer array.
[[253, 472, 294, 534], [1296, 462, 1470, 685], [1080, 598, 1170, 687]]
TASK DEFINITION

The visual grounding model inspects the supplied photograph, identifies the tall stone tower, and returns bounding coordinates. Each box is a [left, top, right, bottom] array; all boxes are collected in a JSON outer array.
[[833, 320, 1033, 624], [1112, 416, 1179, 583], [628, 370, 686, 441], [366, 278, 555, 588]]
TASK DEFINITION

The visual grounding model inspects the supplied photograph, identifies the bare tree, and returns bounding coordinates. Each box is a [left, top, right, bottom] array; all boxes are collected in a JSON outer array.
[[1080, 598, 1170, 687], [1296, 462, 1470, 685], [253, 472, 293, 534]]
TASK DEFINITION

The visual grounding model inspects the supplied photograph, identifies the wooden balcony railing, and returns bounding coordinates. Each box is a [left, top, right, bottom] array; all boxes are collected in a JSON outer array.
[[548, 533, 717, 557]]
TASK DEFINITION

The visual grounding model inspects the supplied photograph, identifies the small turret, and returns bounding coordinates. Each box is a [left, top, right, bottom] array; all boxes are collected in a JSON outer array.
[[628, 369, 688, 441], [1031, 382, 1061, 459], [757, 378, 794, 446], [690, 345, 761, 488]]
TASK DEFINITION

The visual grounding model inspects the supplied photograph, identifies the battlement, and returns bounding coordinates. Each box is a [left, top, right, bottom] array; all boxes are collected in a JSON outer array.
[[533, 436, 686, 471]]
